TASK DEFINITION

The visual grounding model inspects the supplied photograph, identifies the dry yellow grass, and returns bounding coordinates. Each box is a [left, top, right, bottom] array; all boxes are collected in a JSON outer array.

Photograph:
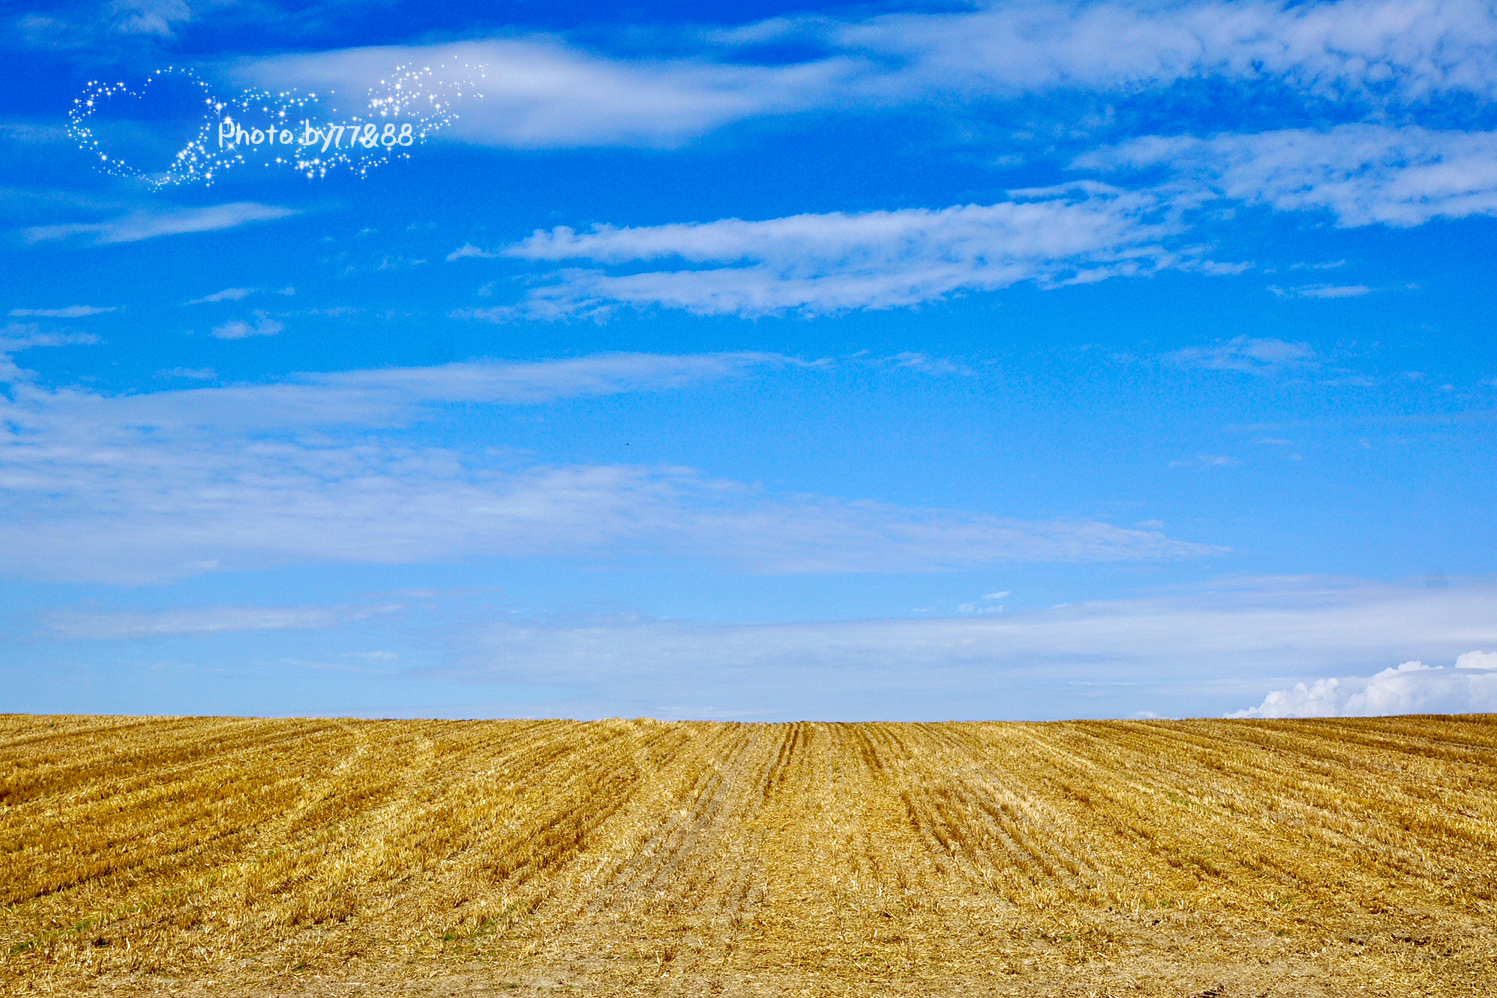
[[3, 714, 1495, 996]]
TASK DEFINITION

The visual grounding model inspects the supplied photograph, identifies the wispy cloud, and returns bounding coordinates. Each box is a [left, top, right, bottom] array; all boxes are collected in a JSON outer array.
[[0, 351, 1216, 582], [1168, 453, 1239, 468], [829, 0, 1497, 102], [1083, 126, 1497, 227], [1166, 336, 1314, 373], [111, 0, 193, 38], [0, 123, 71, 143], [238, 2, 1497, 149], [239, 38, 864, 148], [445, 243, 497, 261], [1268, 283, 1373, 299], [186, 287, 256, 305], [0, 326, 99, 353], [495, 186, 1193, 317], [0, 448, 1217, 583], [4, 352, 790, 430], [957, 590, 1009, 614], [23, 203, 297, 245], [455, 123, 1497, 320], [8, 305, 117, 318], [45, 602, 400, 640], [211, 311, 283, 340]]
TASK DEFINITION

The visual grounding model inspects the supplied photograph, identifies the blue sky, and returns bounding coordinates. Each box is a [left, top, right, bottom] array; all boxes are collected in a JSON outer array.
[[4, 0, 1497, 720]]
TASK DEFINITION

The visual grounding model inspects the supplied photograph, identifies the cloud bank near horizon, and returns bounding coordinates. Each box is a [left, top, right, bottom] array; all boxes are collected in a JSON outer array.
[[32, 580, 1497, 720], [1231, 650, 1497, 718]]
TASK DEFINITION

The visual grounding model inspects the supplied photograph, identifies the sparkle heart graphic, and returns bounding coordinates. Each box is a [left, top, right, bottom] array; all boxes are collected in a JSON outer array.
[[68, 62, 487, 187], [68, 67, 225, 188]]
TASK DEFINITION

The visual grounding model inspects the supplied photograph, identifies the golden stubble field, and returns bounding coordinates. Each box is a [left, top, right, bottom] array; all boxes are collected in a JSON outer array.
[[2, 715, 1495, 997]]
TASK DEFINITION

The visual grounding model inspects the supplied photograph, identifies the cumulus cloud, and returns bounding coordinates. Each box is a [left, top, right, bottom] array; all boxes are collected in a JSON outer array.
[[0, 351, 1215, 582], [1230, 651, 1497, 717], [1083, 126, 1497, 227], [495, 186, 1195, 317], [1458, 650, 1497, 670], [23, 203, 297, 245]]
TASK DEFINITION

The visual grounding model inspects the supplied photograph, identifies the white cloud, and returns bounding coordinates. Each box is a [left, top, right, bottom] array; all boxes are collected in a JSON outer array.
[[499, 186, 1190, 317], [186, 287, 255, 304], [8, 305, 116, 318], [1166, 335, 1314, 373], [211, 311, 283, 340], [1458, 649, 1497, 670], [23, 203, 297, 245], [0, 351, 1215, 582], [1084, 126, 1497, 227], [1230, 652, 1497, 717]]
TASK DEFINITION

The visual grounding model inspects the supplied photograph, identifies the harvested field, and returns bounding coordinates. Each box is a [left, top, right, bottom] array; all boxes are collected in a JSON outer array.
[[3, 715, 1495, 996]]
